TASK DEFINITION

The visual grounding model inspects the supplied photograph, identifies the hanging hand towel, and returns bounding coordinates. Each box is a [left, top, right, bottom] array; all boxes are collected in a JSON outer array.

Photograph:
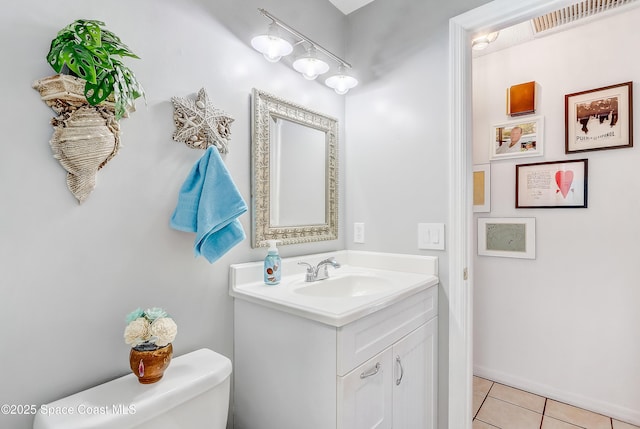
[[170, 146, 247, 263]]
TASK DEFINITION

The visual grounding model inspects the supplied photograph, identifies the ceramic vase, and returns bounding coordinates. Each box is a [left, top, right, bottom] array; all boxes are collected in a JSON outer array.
[[129, 343, 173, 384]]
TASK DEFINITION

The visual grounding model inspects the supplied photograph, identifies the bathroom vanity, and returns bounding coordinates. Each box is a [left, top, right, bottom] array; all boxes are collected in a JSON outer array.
[[230, 250, 438, 429]]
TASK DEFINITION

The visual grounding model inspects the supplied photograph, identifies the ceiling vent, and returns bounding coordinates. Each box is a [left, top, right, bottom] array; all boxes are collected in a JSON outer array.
[[532, 0, 636, 33]]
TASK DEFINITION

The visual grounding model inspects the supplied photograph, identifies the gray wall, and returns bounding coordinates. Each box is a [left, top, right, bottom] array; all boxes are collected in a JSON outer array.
[[1, 1, 345, 428], [1, 0, 506, 428], [345, 0, 490, 427]]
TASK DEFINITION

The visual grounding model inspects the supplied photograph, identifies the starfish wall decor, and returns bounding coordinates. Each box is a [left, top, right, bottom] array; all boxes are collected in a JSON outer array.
[[171, 88, 234, 154]]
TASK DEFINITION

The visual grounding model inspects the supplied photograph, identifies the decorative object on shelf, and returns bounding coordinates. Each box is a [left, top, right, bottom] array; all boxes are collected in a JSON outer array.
[[507, 81, 536, 117], [565, 81, 633, 153], [477, 217, 536, 259], [473, 164, 491, 213], [490, 116, 544, 161], [33, 19, 144, 203], [251, 8, 358, 94], [124, 307, 177, 384], [516, 159, 588, 209], [171, 88, 234, 154]]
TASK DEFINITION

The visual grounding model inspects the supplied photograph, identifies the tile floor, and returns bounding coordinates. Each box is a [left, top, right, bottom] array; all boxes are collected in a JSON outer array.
[[473, 376, 639, 429]]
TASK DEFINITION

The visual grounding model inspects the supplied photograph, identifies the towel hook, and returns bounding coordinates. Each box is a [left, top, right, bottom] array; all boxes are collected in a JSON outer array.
[[171, 87, 235, 154]]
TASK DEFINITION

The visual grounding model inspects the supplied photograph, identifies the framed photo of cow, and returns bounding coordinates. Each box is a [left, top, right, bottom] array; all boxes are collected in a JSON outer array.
[[565, 82, 633, 153]]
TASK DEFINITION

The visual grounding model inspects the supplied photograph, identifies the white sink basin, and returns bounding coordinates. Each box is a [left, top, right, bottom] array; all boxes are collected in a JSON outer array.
[[229, 250, 439, 326], [291, 274, 395, 298]]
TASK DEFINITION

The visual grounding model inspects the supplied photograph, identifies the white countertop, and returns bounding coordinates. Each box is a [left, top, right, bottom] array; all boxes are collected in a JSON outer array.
[[229, 250, 439, 327]]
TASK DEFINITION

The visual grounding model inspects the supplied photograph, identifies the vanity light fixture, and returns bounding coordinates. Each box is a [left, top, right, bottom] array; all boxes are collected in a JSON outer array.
[[251, 22, 294, 63], [325, 65, 359, 94], [293, 46, 330, 80], [252, 8, 358, 94], [471, 31, 499, 50]]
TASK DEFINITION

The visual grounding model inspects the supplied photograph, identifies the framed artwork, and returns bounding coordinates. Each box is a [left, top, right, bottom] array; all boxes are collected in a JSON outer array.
[[507, 81, 536, 117], [516, 159, 588, 208], [490, 116, 544, 161], [565, 81, 633, 153], [473, 164, 491, 213], [477, 217, 536, 259]]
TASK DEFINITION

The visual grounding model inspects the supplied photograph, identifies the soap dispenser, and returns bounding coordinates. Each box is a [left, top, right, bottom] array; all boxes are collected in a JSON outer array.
[[264, 240, 281, 285]]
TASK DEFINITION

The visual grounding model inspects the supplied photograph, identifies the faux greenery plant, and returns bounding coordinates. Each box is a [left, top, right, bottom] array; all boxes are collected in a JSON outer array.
[[46, 19, 145, 119]]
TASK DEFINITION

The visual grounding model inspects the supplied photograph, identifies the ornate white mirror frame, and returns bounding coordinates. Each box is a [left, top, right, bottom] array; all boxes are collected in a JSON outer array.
[[251, 88, 338, 247]]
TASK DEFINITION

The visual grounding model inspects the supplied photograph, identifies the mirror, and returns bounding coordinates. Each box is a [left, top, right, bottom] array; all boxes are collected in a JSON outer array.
[[251, 88, 338, 247]]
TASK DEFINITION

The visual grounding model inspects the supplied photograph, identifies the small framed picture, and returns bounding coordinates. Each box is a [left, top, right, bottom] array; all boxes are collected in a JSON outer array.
[[477, 217, 536, 259], [473, 164, 491, 213], [565, 81, 633, 153], [516, 159, 588, 208], [490, 116, 544, 161]]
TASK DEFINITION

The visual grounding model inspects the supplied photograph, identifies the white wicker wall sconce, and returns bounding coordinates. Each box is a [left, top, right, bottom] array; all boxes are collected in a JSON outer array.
[[33, 75, 125, 204], [33, 19, 145, 204]]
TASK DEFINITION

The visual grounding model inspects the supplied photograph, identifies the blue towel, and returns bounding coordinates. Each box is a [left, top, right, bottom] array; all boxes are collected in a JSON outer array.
[[170, 147, 247, 263]]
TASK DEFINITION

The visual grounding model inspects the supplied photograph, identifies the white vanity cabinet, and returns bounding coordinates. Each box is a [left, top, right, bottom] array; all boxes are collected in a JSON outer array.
[[392, 320, 437, 429], [338, 319, 437, 429], [233, 284, 438, 429]]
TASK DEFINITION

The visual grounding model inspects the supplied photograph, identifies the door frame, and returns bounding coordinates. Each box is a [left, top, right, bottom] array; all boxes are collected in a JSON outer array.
[[447, 1, 576, 427]]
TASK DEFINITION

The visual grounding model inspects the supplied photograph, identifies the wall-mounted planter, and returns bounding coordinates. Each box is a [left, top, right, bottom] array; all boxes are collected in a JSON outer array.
[[33, 74, 124, 204]]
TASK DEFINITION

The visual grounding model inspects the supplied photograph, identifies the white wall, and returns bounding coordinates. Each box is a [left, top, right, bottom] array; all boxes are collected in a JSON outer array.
[[0, 1, 346, 428], [473, 7, 640, 424], [345, 0, 490, 427]]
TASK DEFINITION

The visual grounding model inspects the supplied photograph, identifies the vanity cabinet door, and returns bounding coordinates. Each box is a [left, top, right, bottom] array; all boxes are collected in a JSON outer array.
[[337, 347, 393, 429], [392, 318, 438, 429]]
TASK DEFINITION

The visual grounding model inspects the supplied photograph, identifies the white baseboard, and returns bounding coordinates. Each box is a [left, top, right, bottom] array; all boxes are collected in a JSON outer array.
[[473, 365, 640, 426]]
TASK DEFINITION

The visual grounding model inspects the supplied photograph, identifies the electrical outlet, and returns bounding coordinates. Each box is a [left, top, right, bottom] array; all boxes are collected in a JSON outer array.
[[354, 222, 365, 243]]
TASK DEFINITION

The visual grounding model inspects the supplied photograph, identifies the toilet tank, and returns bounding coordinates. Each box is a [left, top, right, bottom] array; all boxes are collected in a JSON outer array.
[[33, 348, 232, 429]]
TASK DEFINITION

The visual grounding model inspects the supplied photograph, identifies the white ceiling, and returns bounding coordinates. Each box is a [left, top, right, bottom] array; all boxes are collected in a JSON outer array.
[[473, 0, 639, 57], [472, 21, 534, 58], [328, 0, 375, 15]]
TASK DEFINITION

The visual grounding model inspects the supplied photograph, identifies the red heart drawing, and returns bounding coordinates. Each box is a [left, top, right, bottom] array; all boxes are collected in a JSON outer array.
[[555, 170, 574, 198]]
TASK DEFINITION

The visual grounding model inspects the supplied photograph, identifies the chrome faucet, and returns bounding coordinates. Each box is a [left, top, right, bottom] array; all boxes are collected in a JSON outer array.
[[298, 257, 341, 282]]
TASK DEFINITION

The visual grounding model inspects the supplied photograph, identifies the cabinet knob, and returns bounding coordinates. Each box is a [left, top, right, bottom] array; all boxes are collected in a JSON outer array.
[[359, 362, 381, 379]]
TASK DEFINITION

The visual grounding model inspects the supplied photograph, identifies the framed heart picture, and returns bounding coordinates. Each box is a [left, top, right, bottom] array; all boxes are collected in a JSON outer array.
[[516, 159, 588, 208]]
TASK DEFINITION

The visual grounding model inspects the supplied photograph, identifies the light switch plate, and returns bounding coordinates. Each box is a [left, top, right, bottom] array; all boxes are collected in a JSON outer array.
[[354, 222, 365, 243], [418, 223, 445, 250]]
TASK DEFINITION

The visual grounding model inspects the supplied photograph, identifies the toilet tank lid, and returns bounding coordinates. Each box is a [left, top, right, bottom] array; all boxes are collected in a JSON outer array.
[[33, 348, 232, 429]]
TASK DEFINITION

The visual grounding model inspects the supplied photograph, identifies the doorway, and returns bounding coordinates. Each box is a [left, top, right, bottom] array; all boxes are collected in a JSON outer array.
[[447, 1, 578, 428]]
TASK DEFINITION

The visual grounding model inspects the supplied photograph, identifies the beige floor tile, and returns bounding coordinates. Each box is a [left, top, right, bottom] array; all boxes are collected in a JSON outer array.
[[541, 415, 584, 429], [473, 376, 494, 417], [489, 382, 546, 413], [473, 419, 500, 429], [474, 376, 494, 395], [545, 400, 611, 429], [476, 396, 543, 429], [613, 420, 640, 429]]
